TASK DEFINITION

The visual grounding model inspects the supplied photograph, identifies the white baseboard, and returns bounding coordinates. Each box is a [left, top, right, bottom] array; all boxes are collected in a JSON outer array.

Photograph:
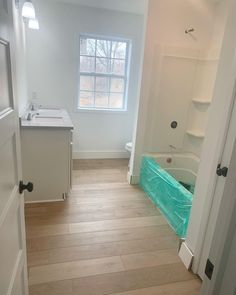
[[73, 150, 129, 159], [127, 172, 132, 184], [179, 241, 194, 270], [127, 172, 140, 185], [25, 199, 64, 204]]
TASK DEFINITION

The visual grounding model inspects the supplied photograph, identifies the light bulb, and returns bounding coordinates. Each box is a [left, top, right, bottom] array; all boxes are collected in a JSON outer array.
[[22, 1, 36, 19], [28, 18, 39, 30]]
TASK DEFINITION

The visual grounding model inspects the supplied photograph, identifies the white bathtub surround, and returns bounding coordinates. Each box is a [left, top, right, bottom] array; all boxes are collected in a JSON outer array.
[[129, 0, 229, 186], [129, 45, 220, 185], [25, 0, 146, 159]]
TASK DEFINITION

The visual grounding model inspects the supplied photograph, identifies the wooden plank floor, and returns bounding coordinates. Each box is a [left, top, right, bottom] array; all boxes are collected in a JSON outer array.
[[25, 159, 201, 295]]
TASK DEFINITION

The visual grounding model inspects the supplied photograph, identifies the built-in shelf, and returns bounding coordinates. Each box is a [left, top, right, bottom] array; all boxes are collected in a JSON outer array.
[[186, 130, 205, 139], [192, 98, 211, 105]]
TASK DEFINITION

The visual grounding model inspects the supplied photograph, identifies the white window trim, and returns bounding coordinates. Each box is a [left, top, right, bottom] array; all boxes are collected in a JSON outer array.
[[77, 34, 131, 112]]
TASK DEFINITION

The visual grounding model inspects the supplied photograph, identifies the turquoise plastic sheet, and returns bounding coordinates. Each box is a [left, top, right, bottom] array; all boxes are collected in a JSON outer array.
[[140, 156, 193, 238]]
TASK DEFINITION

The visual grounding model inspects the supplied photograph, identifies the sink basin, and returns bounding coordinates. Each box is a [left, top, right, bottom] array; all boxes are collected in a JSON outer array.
[[21, 108, 74, 129], [37, 108, 62, 117], [34, 116, 64, 125]]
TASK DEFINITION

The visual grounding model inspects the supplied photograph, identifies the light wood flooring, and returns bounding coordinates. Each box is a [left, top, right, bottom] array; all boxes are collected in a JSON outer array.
[[25, 159, 201, 295]]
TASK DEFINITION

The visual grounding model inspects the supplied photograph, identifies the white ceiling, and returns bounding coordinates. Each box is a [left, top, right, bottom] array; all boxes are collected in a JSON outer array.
[[48, 0, 147, 15]]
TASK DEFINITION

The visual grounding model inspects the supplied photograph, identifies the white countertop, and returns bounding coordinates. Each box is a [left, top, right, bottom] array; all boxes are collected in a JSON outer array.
[[20, 108, 74, 129]]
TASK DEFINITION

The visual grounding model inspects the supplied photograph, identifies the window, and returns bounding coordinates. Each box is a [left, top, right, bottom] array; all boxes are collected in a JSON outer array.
[[78, 35, 130, 111]]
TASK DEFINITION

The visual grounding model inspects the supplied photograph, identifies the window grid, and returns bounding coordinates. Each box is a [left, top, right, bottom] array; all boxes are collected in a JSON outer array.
[[78, 35, 130, 111], [93, 38, 97, 107], [108, 41, 112, 108]]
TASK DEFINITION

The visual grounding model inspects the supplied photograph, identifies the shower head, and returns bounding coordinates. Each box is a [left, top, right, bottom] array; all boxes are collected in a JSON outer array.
[[185, 28, 195, 34]]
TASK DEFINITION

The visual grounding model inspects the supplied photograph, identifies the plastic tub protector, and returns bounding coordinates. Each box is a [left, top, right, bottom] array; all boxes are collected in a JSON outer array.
[[140, 156, 193, 238]]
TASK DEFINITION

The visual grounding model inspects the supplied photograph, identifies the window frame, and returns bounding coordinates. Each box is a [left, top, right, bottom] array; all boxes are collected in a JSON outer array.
[[78, 34, 131, 112]]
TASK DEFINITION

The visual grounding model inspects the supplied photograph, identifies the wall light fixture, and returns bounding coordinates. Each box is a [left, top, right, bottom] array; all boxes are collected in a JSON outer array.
[[22, 0, 36, 19]]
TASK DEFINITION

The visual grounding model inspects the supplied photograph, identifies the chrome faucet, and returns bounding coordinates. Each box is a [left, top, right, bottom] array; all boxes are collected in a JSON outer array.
[[30, 101, 38, 112], [27, 111, 38, 121]]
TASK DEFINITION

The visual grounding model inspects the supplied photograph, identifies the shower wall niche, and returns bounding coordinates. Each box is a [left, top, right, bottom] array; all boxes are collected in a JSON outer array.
[[184, 49, 219, 155]]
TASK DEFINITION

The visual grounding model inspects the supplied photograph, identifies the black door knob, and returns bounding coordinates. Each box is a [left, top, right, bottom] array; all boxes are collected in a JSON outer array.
[[216, 164, 228, 177], [19, 181, 34, 194]]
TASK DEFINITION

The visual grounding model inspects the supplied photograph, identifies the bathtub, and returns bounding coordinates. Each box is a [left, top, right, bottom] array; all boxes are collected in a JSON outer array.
[[148, 152, 199, 186], [140, 153, 200, 238]]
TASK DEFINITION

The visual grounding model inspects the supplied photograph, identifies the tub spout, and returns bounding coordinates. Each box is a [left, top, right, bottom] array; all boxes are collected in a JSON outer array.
[[169, 145, 176, 150]]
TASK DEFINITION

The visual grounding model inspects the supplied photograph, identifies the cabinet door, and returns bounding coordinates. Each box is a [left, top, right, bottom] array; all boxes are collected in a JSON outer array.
[[22, 129, 72, 202], [69, 130, 73, 189]]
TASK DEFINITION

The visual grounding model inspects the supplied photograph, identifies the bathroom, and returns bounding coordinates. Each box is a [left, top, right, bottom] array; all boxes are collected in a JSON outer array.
[[1, 0, 236, 294]]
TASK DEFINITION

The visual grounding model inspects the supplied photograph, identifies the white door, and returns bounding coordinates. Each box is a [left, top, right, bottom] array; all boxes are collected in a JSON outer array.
[[198, 88, 236, 278], [199, 77, 236, 293], [201, 138, 236, 295], [0, 1, 28, 295]]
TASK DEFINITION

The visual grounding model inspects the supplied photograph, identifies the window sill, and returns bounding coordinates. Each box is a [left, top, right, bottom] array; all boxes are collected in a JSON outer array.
[[74, 107, 129, 114]]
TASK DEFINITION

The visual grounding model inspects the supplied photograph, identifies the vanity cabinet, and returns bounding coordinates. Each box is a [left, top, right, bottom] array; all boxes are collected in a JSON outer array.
[[20, 109, 73, 202]]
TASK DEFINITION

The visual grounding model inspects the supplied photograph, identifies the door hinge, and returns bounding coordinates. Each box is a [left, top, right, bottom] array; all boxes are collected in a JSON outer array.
[[216, 164, 228, 177], [205, 259, 214, 280]]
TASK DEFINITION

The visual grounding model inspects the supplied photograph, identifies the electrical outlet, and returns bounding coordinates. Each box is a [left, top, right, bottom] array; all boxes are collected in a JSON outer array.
[[32, 91, 37, 100]]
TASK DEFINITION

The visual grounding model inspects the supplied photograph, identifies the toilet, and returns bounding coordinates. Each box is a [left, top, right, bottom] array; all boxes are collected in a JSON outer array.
[[125, 142, 133, 153]]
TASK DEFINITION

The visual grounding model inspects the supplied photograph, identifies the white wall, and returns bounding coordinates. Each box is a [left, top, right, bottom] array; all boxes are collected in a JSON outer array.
[[185, 0, 231, 277], [11, 0, 28, 116], [130, 0, 217, 180], [49, 0, 147, 15], [26, 0, 145, 159], [210, 0, 230, 52]]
